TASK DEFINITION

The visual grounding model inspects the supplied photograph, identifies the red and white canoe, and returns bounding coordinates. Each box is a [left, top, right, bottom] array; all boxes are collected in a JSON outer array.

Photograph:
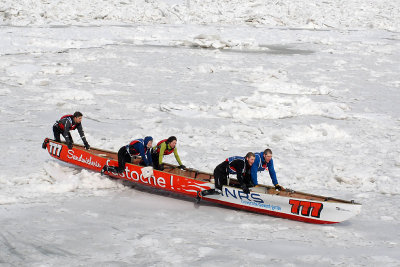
[[42, 138, 361, 224]]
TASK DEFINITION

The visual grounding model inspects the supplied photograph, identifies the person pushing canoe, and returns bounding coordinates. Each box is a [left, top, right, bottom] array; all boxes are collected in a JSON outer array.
[[102, 136, 153, 174], [52, 111, 90, 150], [214, 152, 256, 194], [251, 148, 284, 190], [151, 136, 186, 171], [198, 152, 255, 198]]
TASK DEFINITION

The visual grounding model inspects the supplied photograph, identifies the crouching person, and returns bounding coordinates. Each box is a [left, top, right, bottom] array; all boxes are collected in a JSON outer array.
[[53, 111, 90, 150], [102, 136, 153, 175], [201, 152, 255, 197], [214, 152, 255, 194], [151, 136, 185, 171], [251, 148, 284, 190]]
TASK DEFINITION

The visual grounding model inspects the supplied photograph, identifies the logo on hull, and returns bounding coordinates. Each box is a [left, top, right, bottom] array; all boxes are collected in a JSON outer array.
[[223, 187, 281, 211], [49, 142, 62, 157], [289, 199, 323, 218], [67, 150, 102, 168]]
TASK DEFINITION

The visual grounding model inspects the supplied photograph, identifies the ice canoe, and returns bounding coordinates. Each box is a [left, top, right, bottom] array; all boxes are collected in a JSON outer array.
[[42, 138, 361, 224]]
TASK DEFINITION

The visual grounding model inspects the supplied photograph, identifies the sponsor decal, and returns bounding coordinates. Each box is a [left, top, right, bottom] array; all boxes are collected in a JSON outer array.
[[223, 187, 281, 211], [107, 165, 211, 193], [289, 199, 323, 218], [67, 150, 102, 168], [48, 142, 62, 157], [108, 165, 167, 188], [240, 200, 282, 211]]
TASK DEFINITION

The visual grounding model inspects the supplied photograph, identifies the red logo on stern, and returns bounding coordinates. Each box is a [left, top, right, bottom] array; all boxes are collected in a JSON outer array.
[[289, 199, 323, 218]]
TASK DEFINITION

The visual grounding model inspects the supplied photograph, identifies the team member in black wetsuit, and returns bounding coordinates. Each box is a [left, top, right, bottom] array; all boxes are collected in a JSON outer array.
[[102, 136, 153, 175], [52, 111, 90, 150], [214, 152, 256, 194]]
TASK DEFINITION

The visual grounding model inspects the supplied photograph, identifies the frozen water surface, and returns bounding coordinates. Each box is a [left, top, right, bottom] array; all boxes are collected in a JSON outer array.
[[0, 1, 400, 266]]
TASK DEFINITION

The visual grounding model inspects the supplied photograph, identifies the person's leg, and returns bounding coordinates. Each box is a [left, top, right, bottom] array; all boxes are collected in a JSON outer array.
[[53, 125, 61, 142], [116, 152, 131, 173], [105, 147, 128, 174], [198, 166, 226, 197], [113, 147, 129, 173], [214, 166, 227, 190], [151, 152, 160, 170]]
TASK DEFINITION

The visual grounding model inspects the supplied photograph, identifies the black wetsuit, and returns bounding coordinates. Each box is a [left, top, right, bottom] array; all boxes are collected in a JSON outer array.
[[214, 157, 252, 190], [108, 146, 132, 173], [53, 115, 88, 148], [106, 139, 153, 174]]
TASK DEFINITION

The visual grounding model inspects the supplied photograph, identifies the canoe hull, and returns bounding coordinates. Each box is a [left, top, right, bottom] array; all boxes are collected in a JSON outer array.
[[203, 187, 361, 224], [43, 138, 361, 224]]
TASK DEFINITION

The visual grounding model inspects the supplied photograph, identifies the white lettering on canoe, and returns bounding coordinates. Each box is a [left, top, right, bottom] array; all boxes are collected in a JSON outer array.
[[49, 142, 62, 157], [67, 150, 101, 168]]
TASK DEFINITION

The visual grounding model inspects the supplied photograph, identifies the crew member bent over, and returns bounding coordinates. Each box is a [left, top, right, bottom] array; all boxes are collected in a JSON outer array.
[[151, 136, 185, 171], [251, 149, 284, 190], [102, 136, 153, 174], [52, 111, 90, 150], [213, 152, 256, 194]]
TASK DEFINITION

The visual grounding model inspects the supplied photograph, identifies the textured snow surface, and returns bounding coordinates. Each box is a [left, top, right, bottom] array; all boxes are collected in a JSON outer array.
[[1, 0, 399, 31], [1, 1, 400, 266]]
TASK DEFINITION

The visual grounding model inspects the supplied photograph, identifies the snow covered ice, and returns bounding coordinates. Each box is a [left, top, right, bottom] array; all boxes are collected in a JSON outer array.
[[1, 0, 400, 266]]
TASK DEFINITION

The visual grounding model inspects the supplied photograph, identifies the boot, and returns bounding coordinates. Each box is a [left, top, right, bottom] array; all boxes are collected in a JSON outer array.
[[101, 165, 108, 176], [42, 138, 49, 149], [200, 188, 222, 197]]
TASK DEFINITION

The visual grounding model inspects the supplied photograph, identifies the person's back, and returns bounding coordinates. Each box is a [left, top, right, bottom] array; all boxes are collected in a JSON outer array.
[[126, 137, 153, 166], [226, 156, 246, 175]]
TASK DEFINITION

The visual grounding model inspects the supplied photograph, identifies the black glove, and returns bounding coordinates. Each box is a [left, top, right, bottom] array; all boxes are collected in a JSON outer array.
[[67, 141, 73, 149], [84, 141, 90, 150], [179, 165, 186, 170], [241, 184, 250, 194], [159, 164, 164, 171], [275, 184, 283, 190]]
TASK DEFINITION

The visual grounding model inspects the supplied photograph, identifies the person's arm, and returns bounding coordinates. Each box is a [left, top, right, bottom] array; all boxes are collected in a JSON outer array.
[[233, 160, 250, 193], [250, 157, 260, 186], [63, 119, 73, 148], [77, 124, 84, 139], [77, 124, 90, 149], [232, 160, 245, 185], [173, 147, 183, 166], [63, 119, 71, 138], [146, 149, 153, 166], [158, 142, 167, 165], [268, 159, 278, 185], [137, 144, 150, 166]]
